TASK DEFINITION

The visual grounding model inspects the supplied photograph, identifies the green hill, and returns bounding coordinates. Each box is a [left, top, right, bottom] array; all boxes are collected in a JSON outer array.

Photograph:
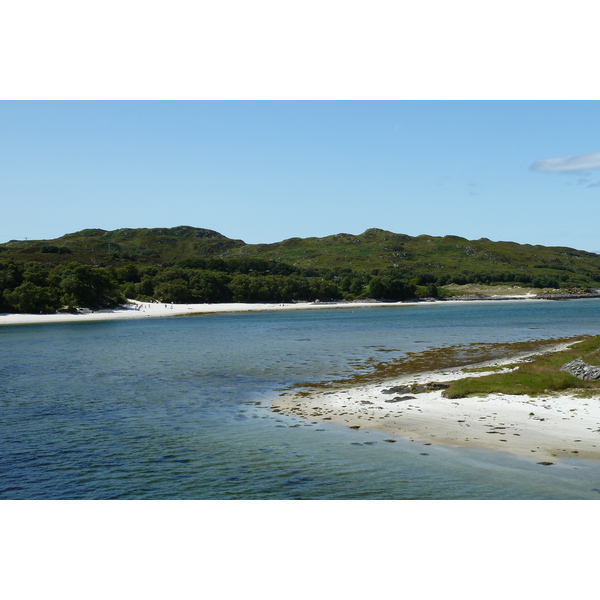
[[0, 226, 244, 265], [222, 228, 600, 287], [2, 226, 600, 287], [1, 226, 600, 313]]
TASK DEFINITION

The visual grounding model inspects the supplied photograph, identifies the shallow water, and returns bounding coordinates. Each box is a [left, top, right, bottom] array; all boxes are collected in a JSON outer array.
[[3, 299, 600, 499]]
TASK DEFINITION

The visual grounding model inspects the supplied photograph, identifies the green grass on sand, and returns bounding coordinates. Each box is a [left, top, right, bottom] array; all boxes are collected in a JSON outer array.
[[444, 336, 600, 398]]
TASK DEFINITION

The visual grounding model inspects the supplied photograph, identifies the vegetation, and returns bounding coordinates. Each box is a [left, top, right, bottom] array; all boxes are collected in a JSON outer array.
[[0, 261, 125, 313], [1, 225, 600, 313], [223, 229, 600, 289], [443, 336, 600, 398]]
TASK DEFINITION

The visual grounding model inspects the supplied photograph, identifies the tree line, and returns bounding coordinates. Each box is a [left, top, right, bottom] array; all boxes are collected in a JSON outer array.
[[0, 258, 430, 314], [1, 256, 597, 314]]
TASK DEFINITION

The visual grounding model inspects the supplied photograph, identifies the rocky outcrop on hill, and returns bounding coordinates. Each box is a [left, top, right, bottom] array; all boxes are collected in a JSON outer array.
[[561, 358, 600, 380]]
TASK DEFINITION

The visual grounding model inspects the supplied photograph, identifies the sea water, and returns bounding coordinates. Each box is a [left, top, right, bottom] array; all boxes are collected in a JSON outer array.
[[3, 299, 600, 499]]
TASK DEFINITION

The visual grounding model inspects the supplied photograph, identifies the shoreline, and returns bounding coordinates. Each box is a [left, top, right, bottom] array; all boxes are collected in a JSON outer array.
[[0, 294, 563, 327], [5, 295, 600, 462], [272, 341, 600, 463]]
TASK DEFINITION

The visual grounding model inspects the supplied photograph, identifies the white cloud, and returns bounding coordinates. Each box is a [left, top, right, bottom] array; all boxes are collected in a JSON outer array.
[[531, 151, 600, 172]]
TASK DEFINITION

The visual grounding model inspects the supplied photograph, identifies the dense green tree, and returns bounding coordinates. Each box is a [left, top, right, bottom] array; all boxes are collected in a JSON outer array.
[[229, 274, 264, 302], [153, 267, 189, 285], [154, 279, 193, 303], [0, 262, 23, 291], [368, 276, 385, 299], [3, 281, 61, 313], [189, 271, 232, 303], [280, 275, 311, 301], [349, 278, 364, 296], [532, 275, 559, 289], [308, 278, 342, 301], [425, 283, 439, 297], [22, 262, 50, 286], [134, 276, 155, 298], [58, 263, 123, 308], [111, 264, 140, 284], [368, 275, 415, 300]]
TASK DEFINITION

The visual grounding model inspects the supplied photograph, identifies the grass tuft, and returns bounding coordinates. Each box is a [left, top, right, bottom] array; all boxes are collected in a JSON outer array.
[[443, 336, 600, 398]]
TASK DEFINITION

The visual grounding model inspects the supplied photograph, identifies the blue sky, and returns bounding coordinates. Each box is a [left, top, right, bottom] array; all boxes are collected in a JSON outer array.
[[2, 100, 599, 251]]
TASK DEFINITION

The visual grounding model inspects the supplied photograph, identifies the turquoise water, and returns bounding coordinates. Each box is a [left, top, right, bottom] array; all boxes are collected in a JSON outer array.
[[3, 300, 600, 499]]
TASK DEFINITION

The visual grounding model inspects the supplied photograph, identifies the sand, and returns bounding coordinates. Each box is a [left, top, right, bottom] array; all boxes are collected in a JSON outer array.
[[0, 297, 470, 326], [0, 295, 547, 327], [272, 344, 600, 462]]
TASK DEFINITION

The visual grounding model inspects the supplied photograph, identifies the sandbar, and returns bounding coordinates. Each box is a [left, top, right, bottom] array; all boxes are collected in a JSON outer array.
[[272, 342, 600, 462]]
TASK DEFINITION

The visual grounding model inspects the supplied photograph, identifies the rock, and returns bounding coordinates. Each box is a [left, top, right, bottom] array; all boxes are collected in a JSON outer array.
[[381, 382, 449, 395], [426, 382, 450, 391], [381, 386, 411, 395], [537, 461, 554, 466], [384, 395, 415, 403], [561, 358, 600, 381]]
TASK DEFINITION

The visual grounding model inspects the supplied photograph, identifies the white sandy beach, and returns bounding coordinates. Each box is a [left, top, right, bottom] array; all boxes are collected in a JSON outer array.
[[0, 298, 455, 326], [272, 343, 600, 462], [0, 299, 384, 326], [0, 295, 541, 327]]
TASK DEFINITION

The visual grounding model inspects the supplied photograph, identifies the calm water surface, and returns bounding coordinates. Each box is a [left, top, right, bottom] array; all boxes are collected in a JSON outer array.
[[3, 300, 600, 499]]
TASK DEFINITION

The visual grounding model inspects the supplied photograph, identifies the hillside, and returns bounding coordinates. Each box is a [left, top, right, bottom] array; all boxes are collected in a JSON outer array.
[[1, 226, 600, 288], [0, 226, 600, 287], [0, 226, 245, 265], [223, 228, 600, 287], [2, 226, 600, 313]]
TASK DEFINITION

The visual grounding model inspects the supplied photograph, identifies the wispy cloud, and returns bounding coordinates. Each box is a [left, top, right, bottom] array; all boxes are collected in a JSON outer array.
[[531, 151, 600, 172]]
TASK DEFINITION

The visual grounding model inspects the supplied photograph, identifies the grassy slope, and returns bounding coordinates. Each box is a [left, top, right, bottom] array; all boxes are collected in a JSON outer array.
[[1, 226, 600, 285], [0, 226, 245, 266], [223, 229, 600, 283], [444, 336, 600, 398]]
